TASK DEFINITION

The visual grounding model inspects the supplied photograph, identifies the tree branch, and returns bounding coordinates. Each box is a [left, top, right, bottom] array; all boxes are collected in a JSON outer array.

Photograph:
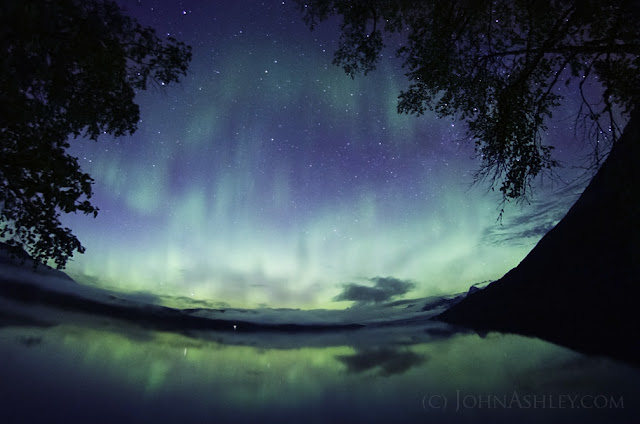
[[480, 42, 640, 61]]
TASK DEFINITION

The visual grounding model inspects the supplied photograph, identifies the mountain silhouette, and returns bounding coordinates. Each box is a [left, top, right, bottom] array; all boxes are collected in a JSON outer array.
[[438, 107, 640, 365]]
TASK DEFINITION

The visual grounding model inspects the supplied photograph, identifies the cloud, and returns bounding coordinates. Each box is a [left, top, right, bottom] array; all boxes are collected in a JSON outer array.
[[481, 184, 584, 247], [334, 276, 415, 305]]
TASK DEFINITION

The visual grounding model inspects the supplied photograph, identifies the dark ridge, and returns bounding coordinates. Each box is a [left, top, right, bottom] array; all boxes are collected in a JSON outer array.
[[437, 107, 640, 367], [0, 242, 74, 281], [182, 307, 227, 313], [421, 295, 464, 311], [0, 278, 364, 333]]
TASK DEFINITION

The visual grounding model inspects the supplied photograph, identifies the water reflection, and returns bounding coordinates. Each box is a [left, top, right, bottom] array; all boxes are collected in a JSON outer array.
[[0, 317, 638, 423], [336, 346, 427, 376]]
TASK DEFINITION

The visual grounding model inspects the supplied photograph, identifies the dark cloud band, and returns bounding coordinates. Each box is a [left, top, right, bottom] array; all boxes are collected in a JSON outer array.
[[334, 276, 415, 304]]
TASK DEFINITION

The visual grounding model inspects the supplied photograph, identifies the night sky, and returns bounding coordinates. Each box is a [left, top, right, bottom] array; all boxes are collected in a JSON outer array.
[[60, 0, 591, 309]]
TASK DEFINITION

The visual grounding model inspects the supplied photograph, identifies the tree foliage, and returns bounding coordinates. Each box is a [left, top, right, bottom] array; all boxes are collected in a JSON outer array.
[[297, 0, 640, 204], [0, 0, 191, 268]]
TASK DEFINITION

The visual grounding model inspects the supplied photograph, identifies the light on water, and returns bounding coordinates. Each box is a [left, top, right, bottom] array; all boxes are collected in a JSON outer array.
[[1, 319, 637, 423]]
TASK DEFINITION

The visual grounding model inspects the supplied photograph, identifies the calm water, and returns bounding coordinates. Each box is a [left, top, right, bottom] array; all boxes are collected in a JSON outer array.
[[1, 315, 638, 423]]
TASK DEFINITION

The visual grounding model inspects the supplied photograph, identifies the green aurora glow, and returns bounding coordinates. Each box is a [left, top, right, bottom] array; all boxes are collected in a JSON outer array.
[[59, 1, 587, 309]]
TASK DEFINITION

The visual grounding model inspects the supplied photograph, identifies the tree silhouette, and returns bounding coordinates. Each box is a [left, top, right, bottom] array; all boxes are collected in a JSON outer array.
[[297, 0, 639, 207], [0, 0, 191, 268]]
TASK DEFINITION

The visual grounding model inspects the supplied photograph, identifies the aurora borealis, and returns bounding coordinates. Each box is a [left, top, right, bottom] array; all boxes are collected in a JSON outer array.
[[59, 0, 589, 309]]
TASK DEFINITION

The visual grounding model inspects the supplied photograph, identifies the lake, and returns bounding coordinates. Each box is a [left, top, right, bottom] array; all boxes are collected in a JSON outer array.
[[1, 313, 638, 423]]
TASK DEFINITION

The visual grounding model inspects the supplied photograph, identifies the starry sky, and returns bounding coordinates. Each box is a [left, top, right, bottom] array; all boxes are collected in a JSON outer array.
[[60, 0, 592, 309]]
